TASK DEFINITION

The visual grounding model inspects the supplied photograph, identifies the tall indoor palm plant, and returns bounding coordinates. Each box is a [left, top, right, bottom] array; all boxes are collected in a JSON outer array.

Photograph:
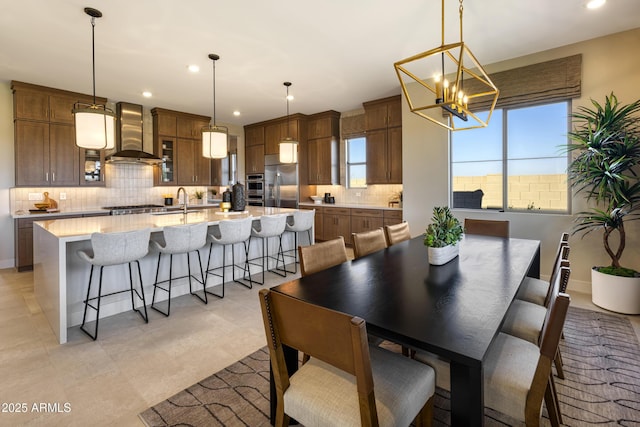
[[567, 93, 640, 278]]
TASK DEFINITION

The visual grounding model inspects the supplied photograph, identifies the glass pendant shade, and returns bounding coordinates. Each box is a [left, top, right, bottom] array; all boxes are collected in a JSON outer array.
[[279, 138, 298, 163], [202, 125, 228, 159], [74, 104, 116, 149]]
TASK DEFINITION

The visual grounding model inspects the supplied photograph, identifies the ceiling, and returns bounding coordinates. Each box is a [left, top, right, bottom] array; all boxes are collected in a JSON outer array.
[[1, 0, 639, 127]]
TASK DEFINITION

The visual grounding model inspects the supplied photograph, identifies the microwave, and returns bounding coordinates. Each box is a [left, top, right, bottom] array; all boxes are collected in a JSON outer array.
[[246, 174, 264, 195]]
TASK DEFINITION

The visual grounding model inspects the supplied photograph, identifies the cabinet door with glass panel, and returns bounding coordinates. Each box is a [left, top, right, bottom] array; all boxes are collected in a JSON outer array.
[[156, 137, 177, 186], [79, 148, 105, 186]]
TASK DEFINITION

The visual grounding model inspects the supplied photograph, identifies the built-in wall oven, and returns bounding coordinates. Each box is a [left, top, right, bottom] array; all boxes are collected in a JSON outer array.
[[246, 173, 265, 206]]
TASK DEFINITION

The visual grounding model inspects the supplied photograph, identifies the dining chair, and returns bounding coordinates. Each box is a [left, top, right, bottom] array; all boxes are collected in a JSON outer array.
[[352, 228, 388, 259], [414, 292, 571, 427], [384, 221, 411, 246], [298, 236, 348, 277], [259, 288, 436, 427], [501, 265, 571, 382], [464, 218, 509, 238], [516, 233, 570, 306]]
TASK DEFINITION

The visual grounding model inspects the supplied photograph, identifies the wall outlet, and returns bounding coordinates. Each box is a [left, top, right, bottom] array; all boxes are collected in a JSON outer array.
[[60, 193, 67, 200], [28, 193, 43, 201]]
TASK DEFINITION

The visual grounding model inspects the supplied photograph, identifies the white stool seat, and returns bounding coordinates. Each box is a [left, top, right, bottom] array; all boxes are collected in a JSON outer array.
[[150, 223, 209, 317], [76, 228, 151, 340], [281, 210, 315, 274], [206, 217, 254, 294]]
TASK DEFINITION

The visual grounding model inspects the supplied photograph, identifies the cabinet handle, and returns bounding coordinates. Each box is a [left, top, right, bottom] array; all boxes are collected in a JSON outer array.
[[52, 172, 55, 182], [45, 172, 49, 182]]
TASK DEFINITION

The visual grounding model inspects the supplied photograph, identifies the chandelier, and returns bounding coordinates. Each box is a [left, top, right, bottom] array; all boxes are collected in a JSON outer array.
[[394, 0, 499, 131]]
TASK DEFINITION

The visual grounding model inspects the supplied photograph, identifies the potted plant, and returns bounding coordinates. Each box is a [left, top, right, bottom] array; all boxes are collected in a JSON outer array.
[[424, 206, 464, 265], [193, 190, 205, 204], [567, 93, 640, 314]]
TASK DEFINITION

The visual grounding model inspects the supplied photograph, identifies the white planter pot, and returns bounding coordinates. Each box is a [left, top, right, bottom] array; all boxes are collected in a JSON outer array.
[[591, 267, 640, 315], [427, 242, 460, 266]]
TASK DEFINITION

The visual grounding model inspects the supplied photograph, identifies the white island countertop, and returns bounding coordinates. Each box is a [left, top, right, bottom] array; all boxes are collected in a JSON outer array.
[[34, 206, 297, 242]]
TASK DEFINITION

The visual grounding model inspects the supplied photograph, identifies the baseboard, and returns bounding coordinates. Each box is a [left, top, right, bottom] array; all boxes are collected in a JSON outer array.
[[0, 258, 15, 270], [539, 274, 591, 296]]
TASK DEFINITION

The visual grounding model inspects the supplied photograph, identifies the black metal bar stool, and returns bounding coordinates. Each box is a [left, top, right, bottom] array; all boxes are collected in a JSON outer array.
[[76, 228, 151, 340], [280, 209, 314, 274], [248, 214, 288, 285], [205, 216, 254, 295], [150, 222, 208, 317]]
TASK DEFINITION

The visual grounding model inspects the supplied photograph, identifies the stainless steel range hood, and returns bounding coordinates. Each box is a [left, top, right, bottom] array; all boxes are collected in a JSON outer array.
[[106, 102, 162, 165]]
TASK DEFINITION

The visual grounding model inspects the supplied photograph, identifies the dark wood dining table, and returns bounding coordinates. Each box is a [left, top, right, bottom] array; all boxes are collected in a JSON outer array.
[[270, 234, 540, 426]]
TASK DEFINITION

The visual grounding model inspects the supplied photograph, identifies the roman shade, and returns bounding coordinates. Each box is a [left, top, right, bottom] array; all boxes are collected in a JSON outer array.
[[341, 113, 365, 139]]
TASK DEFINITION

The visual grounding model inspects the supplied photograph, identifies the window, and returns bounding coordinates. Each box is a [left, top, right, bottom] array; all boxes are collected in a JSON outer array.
[[347, 136, 366, 188], [451, 101, 569, 212]]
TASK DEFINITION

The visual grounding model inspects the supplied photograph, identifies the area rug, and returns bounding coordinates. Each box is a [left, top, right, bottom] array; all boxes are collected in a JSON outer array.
[[139, 307, 640, 426]]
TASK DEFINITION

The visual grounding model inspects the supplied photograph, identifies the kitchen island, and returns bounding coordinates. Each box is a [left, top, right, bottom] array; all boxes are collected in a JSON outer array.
[[33, 206, 303, 344]]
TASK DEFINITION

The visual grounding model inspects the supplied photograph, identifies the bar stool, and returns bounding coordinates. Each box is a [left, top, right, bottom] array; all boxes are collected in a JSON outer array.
[[249, 214, 288, 285], [76, 228, 151, 340], [280, 209, 315, 274], [205, 216, 254, 295], [150, 222, 208, 317]]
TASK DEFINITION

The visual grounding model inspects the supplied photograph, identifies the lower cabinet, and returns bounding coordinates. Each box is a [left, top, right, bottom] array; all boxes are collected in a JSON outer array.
[[14, 212, 109, 271], [351, 209, 384, 235], [383, 209, 403, 226], [323, 207, 352, 245]]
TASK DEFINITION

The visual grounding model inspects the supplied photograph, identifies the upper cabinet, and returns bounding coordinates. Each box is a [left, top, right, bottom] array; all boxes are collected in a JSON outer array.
[[364, 95, 402, 184], [151, 108, 211, 186], [264, 114, 304, 155], [12, 81, 103, 187], [307, 111, 340, 185]]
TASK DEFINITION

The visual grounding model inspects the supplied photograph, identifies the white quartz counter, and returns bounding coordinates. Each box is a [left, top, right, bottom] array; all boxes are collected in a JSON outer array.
[[299, 202, 402, 210]]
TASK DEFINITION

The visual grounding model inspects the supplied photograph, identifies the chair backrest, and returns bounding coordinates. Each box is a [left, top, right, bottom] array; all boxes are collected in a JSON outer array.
[[212, 216, 253, 244], [162, 222, 208, 253], [299, 236, 348, 277], [352, 228, 387, 259], [544, 244, 570, 305], [259, 288, 377, 425], [90, 228, 151, 266], [384, 222, 411, 246], [287, 209, 315, 232], [253, 214, 288, 237], [540, 266, 570, 345], [464, 218, 509, 238], [527, 292, 571, 422]]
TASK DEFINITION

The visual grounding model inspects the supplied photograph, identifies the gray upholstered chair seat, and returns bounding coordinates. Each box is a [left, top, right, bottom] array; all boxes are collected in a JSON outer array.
[[501, 299, 546, 344], [150, 222, 208, 254], [285, 209, 314, 233], [77, 228, 151, 266], [251, 214, 287, 238], [209, 217, 253, 245], [285, 345, 435, 427], [515, 276, 549, 306]]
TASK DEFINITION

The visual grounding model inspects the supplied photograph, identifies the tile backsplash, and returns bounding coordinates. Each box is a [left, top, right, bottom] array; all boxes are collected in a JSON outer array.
[[9, 164, 209, 213], [314, 184, 402, 206]]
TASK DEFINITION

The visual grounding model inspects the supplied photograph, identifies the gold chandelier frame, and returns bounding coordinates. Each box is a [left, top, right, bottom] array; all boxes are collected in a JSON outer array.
[[394, 0, 499, 131]]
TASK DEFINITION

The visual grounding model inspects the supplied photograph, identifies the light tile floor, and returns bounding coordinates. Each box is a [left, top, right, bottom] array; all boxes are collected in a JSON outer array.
[[0, 259, 638, 426]]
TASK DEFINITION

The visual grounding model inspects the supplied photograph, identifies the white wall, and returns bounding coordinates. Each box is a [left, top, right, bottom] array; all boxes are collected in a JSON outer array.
[[403, 28, 640, 292], [0, 82, 15, 268]]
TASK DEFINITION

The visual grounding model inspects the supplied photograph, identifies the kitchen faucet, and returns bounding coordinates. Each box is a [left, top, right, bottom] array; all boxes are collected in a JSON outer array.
[[176, 187, 188, 214]]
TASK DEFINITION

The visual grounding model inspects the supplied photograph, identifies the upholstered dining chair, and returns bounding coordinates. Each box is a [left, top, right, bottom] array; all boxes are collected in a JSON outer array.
[[259, 288, 436, 427], [298, 236, 348, 277], [384, 222, 411, 246], [352, 228, 388, 259], [415, 292, 571, 427], [464, 218, 509, 238], [516, 233, 570, 306]]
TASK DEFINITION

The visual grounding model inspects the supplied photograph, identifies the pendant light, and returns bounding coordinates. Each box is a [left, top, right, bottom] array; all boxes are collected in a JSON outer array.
[[73, 7, 115, 150], [279, 82, 298, 163], [394, 0, 499, 131], [202, 53, 228, 159]]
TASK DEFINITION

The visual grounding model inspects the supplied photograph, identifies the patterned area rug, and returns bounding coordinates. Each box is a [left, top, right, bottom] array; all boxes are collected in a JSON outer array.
[[139, 307, 640, 426]]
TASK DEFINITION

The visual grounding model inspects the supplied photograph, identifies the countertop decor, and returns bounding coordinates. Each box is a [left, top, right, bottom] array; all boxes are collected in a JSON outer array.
[[424, 206, 464, 265]]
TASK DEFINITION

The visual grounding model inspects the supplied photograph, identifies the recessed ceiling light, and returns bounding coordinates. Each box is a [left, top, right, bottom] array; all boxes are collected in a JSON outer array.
[[586, 0, 606, 9], [142, 91, 152, 98], [233, 111, 241, 117], [187, 64, 200, 73]]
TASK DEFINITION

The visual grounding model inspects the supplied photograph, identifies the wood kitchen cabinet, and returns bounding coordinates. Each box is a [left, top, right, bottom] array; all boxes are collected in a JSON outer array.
[[383, 209, 403, 226], [323, 207, 351, 245], [265, 118, 301, 155], [245, 144, 265, 174], [152, 108, 211, 186], [12, 81, 101, 187], [350, 208, 384, 235], [245, 125, 265, 147], [300, 206, 323, 241], [364, 95, 402, 184], [306, 111, 340, 185]]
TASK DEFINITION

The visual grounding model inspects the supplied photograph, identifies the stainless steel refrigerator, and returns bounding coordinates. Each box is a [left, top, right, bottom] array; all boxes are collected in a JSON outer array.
[[264, 154, 299, 208]]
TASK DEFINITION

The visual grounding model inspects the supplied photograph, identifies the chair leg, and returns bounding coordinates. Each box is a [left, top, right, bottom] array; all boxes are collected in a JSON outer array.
[[151, 253, 172, 317], [554, 347, 565, 380], [549, 373, 563, 425], [415, 395, 434, 427], [204, 243, 225, 298], [188, 250, 208, 304], [544, 378, 561, 427], [81, 265, 103, 340], [128, 260, 148, 322]]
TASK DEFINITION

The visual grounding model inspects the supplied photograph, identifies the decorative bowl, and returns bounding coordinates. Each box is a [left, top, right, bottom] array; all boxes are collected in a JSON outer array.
[[34, 203, 50, 210], [309, 196, 323, 203]]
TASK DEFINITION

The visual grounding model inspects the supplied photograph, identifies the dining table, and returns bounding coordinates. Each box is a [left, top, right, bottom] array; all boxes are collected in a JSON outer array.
[[269, 233, 540, 426]]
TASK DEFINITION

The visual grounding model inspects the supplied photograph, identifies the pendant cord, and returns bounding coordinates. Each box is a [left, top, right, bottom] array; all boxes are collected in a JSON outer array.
[[91, 16, 96, 105], [212, 58, 216, 127]]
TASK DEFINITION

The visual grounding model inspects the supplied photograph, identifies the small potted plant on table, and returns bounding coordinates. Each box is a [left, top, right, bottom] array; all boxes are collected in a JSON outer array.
[[567, 93, 640, 314], [424, 206, 464, 265]]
